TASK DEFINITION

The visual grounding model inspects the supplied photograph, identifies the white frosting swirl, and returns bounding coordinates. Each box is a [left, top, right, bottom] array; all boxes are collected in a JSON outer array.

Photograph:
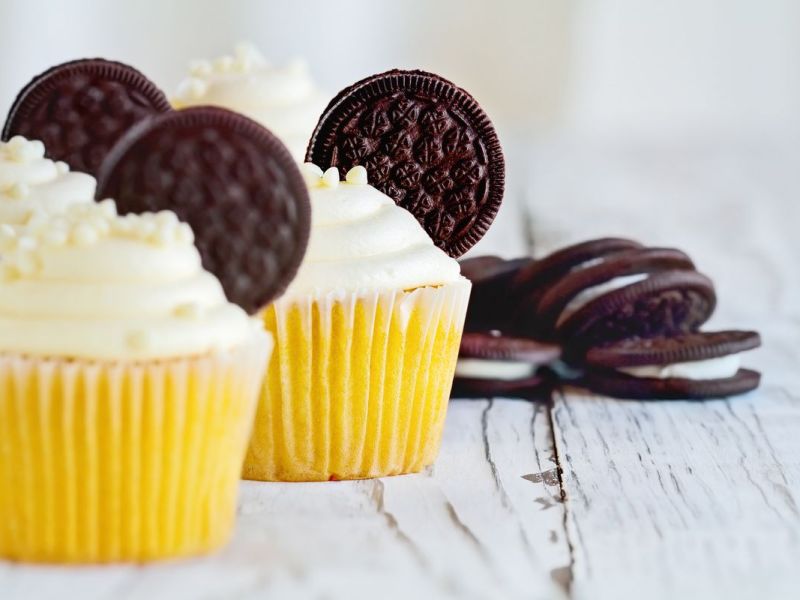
[[0, 136, 95, 225], [0, 201, 263, 360], [280, 164, 462, 301], [172, 43, 329, 161]]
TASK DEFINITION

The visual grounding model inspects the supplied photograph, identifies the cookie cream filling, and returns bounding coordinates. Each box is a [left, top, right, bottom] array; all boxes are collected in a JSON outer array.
[[279, 164, 462, 301], [617, 353, 741, 380], [455, 358, 536, 381], [172, 43, 329, 161], [0, 136, 95, 225], [0, 201, 263, 360], [557, 273, 649, 325]]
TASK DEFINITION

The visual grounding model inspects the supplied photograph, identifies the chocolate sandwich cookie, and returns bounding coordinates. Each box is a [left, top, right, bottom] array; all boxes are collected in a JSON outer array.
[[576, 330, 761, 399], [3, 59, 171, 176], [512, 238, 644, 336], [534, 247, 695, 337], [460, 255, 534, 331], [306, 69, 504, 258], [96, 106, 311, 314], [557, 269, 717, 351], [453, 332, 561, 399]]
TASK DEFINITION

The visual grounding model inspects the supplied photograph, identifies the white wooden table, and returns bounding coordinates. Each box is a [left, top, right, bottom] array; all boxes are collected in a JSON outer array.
[[1, 136, 798, 600]]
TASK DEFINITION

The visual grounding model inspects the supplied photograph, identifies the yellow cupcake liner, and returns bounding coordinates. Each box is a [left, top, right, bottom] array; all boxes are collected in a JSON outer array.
[[244, 279, 471, 482], [0, 334, 270, 564]]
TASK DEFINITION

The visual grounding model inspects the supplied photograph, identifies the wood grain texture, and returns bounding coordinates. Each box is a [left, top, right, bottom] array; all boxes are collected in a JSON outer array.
[[529, 137, 800, 600], [553, 387, 800, 600]]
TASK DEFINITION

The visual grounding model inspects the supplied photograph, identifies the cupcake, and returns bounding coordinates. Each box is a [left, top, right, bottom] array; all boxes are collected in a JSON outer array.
[[0, 201, 271, 563], [172, 43, 329, 162], [243, 164, 471, 481], [243, 68, 505, 482], [0, 135, 95, 226]]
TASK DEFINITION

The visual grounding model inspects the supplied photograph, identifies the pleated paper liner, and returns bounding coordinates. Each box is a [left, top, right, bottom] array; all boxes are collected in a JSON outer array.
[[244, 278, 471, 481], [0, 333, 270, 563]]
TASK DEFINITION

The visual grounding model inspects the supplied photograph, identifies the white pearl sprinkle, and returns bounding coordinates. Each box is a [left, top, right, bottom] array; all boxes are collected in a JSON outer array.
[[42, 228, 68, 246], [301, 162, 324, 185], [188, 59, 213, 77], [71, 223, 98, 246], [213, 55, 235, 72], [321, 167, 340, 188], [98, 199, 117, 217], [176, 223, 195, 244], [7, 182, 30, 199], [345, 166, 368, 185], [183, 77, 208, 99], [5, 136, 45, 162]]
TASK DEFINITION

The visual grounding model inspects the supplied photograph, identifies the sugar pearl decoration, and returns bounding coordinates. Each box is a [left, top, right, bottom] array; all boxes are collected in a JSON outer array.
[[1, 136, 46, 163], [188, 59, 213, 77], [0, 200, 196, 280], [301, 162, 324, 186], [302, 163, 370, 189], [345, 166, 368, 185], [178, 78, 208, 100], [0, 137, 75, 204], [187, 43, 268, 80], [5, 182, 30, 199], [321, 167, 340, 189]]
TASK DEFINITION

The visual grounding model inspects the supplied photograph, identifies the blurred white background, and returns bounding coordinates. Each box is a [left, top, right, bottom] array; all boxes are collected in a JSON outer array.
[[1, 0, 797, 260], [1, 0, 798, 140]]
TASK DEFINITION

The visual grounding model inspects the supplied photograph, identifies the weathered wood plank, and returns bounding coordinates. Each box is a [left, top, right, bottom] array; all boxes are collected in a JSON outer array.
[[553, 384, 800, 600], [529, 138, 800, 599]]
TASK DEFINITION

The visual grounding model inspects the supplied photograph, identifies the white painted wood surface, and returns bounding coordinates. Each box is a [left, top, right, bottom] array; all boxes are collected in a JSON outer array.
[[1, 136, 797, 599], [529, 137, 800, 600]]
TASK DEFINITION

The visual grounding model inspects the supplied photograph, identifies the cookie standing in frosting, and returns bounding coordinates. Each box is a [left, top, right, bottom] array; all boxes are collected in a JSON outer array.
[[173, 43, 329, 162], [0, 136, 95, 225], [0, 200, 261, 360], [282, 163, 463, 300]]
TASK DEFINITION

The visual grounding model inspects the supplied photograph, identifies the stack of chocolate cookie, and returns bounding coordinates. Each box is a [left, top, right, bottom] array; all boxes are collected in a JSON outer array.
[[457, 238, 761, 400]]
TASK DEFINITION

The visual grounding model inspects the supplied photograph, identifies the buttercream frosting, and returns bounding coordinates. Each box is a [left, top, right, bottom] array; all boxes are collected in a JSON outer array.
[[0, 136, 95, 225], [172, 43, 328, 161], [0, 201, 263, 360], [279, 164, 462, 301], [618, 354, 742, 380]]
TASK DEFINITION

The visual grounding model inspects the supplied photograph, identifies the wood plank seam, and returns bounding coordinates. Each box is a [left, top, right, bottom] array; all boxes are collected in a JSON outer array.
[[546, 392, 575, 596], [368, 478, 428, 568], [480, 400, 542, 566]]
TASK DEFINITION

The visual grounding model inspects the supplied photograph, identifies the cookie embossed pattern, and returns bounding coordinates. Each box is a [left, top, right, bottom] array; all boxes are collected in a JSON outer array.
[[3, 59, 171, 176], [306, 69, 505, 258]]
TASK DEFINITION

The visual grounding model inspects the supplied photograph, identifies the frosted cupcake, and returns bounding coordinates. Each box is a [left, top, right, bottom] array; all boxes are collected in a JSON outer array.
[[243, 69, 506, 481], [0, 135, 95, 226], [172, 43, 329, 161], [0, 201, 270, 563], [243, 164, 471, 481]]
